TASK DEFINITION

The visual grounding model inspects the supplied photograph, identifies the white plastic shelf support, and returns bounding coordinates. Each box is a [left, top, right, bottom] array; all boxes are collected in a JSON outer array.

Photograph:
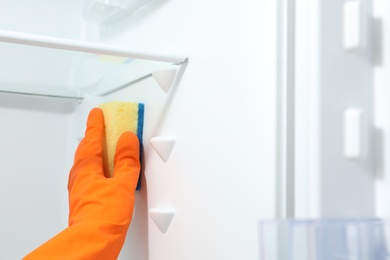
[[149, 207, 175, 234], [152, 66, 179, 93], [150, 136, 176, 162], [0, 30, 186, 63], [343, 1, 362, 51], [344, 108, 363, 159]]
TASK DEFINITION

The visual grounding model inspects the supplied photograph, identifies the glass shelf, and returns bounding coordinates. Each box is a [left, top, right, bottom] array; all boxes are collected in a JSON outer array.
[[0, 30, 187, 99], [259, 218, 390, 260]]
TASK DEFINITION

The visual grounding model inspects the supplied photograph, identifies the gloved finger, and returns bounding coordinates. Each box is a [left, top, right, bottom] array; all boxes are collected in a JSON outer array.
[[113, 131, 140, 189], [69, 108, 105, 190], [74, 108, 105, 165]]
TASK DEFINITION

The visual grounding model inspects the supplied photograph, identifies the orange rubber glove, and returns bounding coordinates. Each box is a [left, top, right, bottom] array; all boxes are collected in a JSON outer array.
[[24, 108, 140, 260]]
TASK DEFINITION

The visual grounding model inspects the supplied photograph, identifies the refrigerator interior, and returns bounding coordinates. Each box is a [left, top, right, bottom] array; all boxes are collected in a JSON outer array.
[[290, 0, 390, 222], [0, 1, 186, 259], [0, 0, 275, 260]]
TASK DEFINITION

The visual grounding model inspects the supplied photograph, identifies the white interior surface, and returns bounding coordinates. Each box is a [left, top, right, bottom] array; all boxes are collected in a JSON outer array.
[[0, 0, 277, 260], [0, 3, 83, 259], [0, 1, 83, 39], [0, 0, 88, 98], [0, 94, 77, 259]]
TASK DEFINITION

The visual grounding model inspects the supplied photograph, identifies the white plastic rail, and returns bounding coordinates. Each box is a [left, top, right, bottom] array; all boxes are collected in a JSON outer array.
[[0, 30, 186, 63]]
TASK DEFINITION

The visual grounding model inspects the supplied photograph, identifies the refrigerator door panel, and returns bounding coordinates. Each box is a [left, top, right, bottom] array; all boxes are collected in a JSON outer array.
[[294, 0, 376, 218]]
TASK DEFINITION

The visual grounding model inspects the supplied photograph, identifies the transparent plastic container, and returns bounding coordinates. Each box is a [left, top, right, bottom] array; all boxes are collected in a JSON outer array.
[[259, 218, 390, 260]]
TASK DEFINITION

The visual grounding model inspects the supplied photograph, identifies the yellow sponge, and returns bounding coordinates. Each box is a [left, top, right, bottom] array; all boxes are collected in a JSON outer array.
[[99, 101, 144, 178]]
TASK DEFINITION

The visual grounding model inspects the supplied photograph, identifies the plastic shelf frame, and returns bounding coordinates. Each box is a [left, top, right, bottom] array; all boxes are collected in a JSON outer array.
[[0, 30, 187, 99]]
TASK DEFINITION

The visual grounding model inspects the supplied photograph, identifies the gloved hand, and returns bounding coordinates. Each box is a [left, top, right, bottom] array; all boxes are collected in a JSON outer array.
[[24, 108, 140, 260]]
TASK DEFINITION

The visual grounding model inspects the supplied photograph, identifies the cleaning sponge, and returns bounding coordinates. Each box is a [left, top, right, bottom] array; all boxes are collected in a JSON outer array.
[[99, 101, 144, 185]]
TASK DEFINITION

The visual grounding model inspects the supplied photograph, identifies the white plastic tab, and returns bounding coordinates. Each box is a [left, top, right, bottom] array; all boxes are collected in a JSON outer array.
[[343, 108, 363, 159], [150, 136, 176, 162], [149, 207, 175, 233], [343, 1, 361, 51], [152, 66, 179, 93]]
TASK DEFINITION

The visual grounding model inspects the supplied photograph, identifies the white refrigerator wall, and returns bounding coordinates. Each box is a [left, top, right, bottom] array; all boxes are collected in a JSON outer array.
[[0, 95, 77, 259], [0, 0, 83, 38], [0, 0, 278, 260], [0, 2, 82, 259]]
